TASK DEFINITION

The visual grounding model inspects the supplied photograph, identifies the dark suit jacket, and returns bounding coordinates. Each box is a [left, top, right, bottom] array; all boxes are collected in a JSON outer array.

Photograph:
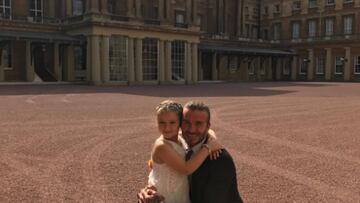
[[189, 149, 244, 203]]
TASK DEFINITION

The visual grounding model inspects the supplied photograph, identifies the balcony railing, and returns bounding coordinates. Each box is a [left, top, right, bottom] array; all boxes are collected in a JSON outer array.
[[202, 33, 270, 44], [282, 33, 360, 44], [144, 19, 161, 25], [63, 15, 84, 23], [110, 14, 130, 22], [1, 15, 61, 24], [174, 23, 188, 28]]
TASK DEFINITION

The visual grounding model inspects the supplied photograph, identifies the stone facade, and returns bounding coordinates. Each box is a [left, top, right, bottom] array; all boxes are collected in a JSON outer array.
[[0, 0, 359, 84]]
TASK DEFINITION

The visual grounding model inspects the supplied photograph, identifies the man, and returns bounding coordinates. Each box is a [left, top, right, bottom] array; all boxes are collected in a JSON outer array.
[[139, 101, 243, 203]]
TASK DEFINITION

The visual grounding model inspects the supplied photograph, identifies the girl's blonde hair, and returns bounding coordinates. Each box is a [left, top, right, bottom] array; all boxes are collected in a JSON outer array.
[[156, 100, 183, 123]]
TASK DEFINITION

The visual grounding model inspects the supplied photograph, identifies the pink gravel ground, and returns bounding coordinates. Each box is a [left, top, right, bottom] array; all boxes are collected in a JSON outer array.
[[0, 82, 360, 203]]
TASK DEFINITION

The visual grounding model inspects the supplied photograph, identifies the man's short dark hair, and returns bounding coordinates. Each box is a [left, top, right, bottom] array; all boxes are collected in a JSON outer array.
[[184, 101, 211, 123]]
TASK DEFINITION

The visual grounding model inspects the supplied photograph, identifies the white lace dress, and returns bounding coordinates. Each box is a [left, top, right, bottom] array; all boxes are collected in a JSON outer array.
[[148, 138, 191, 203]]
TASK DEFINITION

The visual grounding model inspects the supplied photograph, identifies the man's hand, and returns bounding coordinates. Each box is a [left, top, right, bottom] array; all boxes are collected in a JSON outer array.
[[137, 185, 165, 203]]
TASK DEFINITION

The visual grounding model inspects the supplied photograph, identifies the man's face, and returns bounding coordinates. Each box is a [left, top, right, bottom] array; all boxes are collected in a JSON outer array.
[[181, 108, 210, 147]]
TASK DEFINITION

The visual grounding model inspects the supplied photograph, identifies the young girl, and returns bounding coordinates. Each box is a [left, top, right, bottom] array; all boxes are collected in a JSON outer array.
[[148, 100, 222, 203]]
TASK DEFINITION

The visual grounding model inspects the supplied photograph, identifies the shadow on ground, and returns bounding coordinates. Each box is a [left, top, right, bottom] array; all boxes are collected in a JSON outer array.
[[0, 82, 334, 97]]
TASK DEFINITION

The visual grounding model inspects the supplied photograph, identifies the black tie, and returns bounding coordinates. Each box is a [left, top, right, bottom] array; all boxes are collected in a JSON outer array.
[[185, 149, 193, 161]]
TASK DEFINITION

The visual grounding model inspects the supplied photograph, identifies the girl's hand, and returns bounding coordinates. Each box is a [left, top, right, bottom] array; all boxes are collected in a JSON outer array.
[[210, 149, 222, 160], [206, 138, 223, 160]]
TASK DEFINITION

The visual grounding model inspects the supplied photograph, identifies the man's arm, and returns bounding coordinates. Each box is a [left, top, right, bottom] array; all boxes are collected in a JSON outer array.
[[202, 151, 244, 203]]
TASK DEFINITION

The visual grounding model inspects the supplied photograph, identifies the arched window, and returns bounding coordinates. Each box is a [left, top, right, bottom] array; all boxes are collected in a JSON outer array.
[[73, 0, 84, 16], [29, 0, 43, 17], [0, 0, 11, 19]]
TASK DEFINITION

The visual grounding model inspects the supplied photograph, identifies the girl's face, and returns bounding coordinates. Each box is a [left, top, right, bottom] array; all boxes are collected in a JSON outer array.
[[157, 111, 180, 140]]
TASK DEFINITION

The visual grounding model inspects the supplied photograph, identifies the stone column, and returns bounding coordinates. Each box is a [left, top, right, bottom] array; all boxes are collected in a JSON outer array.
[[291, 56, 297, 81], [165, 41, 172, 81], [166, 0, 171, 22], [128, 38, 135, 83], [127, 0, 135, 17], [158, 0, 164, 21], [159, 40, 165, 83], [186, 42, 192, 84], [101, 0, 108, 14], [212, 53, 218, 80], [192, 43, 198, 83], [325, 48, 332, 80], [192, 0, 197, 24], [48, 0, 56, 17], [90, 35, 101, 84], [218, 0, 224, 33], [66, 0, 72, 16], [307, 49, 314, 80], [135, 0, 142, 18], [26, 41, 34, 82], [101, 36, 110, 83], [236, 0, 242, 36], [186, 0, 192, 25], [135, 38, 143, 82], [54, 43, 61, 81], [67, 45, 75, 81], [344, 47, 351, 81], [86, 0, 99, 13], [86, 0, 91, 13]]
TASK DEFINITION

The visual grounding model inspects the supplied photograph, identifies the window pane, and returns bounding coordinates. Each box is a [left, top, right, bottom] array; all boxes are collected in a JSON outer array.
[[110, 36, 128, 81], [36, 0, 42, 10], [171, 41, 185, 80], [30, 0, 36, 9], [143, 38, 158, 80]]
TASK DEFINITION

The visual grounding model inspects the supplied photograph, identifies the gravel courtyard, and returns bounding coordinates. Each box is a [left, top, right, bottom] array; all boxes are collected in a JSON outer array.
[[0, 82, 360, 203]]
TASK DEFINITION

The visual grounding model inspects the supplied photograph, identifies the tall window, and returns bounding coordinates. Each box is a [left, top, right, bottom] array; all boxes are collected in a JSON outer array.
[[73, 0, 84, 16], [273, 23, 280, 40], [29, 0, 43, 17], [325, 18, 334, 36], [292, 22, 300, 39], [316, 56, 325, 74], [354, 56, 360, 74], [143, 38, 158, 80], [274, 4, 280, 13], [263, 6, 268, 15], [300, 59, 308, 74], [74, 46, 86, 80], [335, 57, 344, 74], [283, 59, 290, 75], [260, 59, 266, 75], [1, 42, 12, 69], [109, 36, 128, 81], [175, 10, 185, 24], [344, 16, 353, 35], [0, 0, 11, 19], [326, 0, 335, 5], [308, 20, 316, 38], [293, 1, 301, 10], [309, 0, 318, 8], [171, 41, 185, 81], [248, 60, 255, 75]]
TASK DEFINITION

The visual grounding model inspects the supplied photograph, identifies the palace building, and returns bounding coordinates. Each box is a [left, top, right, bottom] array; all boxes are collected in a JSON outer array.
[[0, 0, 359, 84]]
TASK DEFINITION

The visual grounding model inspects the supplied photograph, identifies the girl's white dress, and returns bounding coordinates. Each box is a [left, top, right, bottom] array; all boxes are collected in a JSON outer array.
[[148, 138, 191, 203]]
